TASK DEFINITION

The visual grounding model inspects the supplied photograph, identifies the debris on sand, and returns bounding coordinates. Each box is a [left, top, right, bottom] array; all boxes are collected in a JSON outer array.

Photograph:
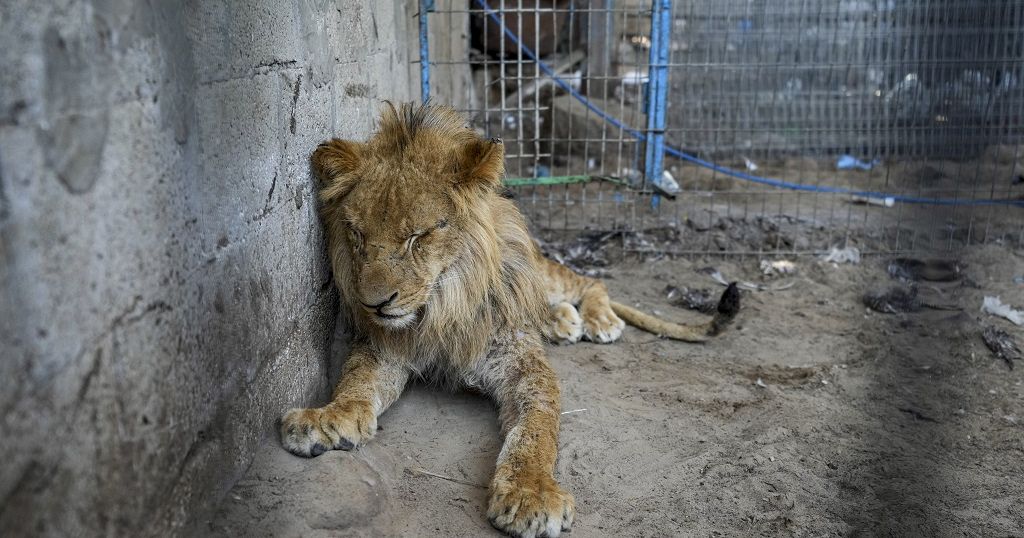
[[863, 285, 961, 314], [708, 269, 794, 292], [898, 407, 939, 423], [760, 259, 797, 277], [981, 296, 1024, 325], [664, 285, 718, 314], [863, 286, 922, 313], [535, 233, 616, 277], [537, 230, 670, 277], [836, 154, 880, 170], [982, 326, 1021, 369], [654, 169, 681, 197], [887, 258, 963, 282], [821, 246, 861, 265], [618, 167, 643, 187], [405, 467, 487, 489], [617, 168, 680, 197], [850, 195, 895, 207]]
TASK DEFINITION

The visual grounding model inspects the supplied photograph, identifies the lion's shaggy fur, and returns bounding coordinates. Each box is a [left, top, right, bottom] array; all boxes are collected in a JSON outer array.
[[316, 103, 548, 375], [285, 103, 576, 537], [282, 102, 737, 538]]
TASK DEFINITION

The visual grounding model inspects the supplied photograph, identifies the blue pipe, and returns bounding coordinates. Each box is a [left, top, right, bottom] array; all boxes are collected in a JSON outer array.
[[469, 0, 1023, 207], [644, 0, 671, 198], [419, 0, 433, 101]]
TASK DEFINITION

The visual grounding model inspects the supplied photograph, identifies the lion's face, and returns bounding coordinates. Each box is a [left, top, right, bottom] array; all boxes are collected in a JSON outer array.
[[334, 180, 458, 329], [312, 104, 505, 331]]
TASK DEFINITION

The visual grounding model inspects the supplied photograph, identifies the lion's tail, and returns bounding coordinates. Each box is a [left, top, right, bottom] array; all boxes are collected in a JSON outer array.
[[610, 283, 741, 342]]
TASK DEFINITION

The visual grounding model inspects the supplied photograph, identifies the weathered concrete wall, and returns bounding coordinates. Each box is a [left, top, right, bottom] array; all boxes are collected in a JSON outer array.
[[0, 1, 416, 536]]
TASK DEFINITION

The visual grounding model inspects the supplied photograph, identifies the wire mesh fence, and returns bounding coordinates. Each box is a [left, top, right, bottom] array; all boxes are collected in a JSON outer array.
[[421, 0, 1024, 256]]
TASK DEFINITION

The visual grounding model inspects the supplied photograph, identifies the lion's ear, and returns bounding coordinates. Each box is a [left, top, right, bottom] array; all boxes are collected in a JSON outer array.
[[456, 137, 504, 190], [312, 139, 364, 202]]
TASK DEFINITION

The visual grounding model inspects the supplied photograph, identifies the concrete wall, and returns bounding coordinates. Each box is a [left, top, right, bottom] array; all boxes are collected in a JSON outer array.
[[0, 1, 416, 536]]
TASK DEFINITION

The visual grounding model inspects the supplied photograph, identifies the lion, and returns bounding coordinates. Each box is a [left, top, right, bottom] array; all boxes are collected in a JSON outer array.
[[280, 103, 739, 538]]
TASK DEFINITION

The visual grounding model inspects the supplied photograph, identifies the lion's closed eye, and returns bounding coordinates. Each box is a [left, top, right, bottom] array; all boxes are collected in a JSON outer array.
[[405, 232, 424, 253], [407, 220, 448, 252], [407, 227, 437, 251], [345, 224, 364, 250]]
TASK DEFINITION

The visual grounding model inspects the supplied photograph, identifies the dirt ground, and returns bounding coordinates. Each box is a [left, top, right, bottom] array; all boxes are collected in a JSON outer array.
[[207, 238, 1024, 537]]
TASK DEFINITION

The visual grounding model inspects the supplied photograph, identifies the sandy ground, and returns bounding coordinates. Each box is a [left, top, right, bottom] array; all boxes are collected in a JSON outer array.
[[207, 240, 1024, 537]]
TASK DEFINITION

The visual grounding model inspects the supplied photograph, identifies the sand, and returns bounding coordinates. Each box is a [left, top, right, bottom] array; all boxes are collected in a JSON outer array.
[[207, 240, 1023, 536]]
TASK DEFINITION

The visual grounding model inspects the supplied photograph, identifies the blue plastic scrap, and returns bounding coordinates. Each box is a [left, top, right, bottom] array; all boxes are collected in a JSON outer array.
[[837, 155, 881, 171], [530, 164, 551, 178]]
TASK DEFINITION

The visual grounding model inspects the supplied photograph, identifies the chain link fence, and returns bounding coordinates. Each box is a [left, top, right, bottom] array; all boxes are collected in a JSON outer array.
[[421, 0, 1024, 256]]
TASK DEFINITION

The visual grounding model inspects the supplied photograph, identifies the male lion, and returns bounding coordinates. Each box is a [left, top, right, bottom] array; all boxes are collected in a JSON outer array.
[[280, 103, 739, 537]]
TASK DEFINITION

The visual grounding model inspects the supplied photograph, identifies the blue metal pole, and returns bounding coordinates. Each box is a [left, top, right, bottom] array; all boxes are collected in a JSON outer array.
[[418, 0, 434, 102], [643, 0, 671, 203]]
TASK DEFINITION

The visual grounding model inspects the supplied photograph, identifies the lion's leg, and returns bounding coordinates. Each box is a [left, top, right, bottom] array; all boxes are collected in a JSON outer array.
[[474, 340, 575, 537], [280, 346, 408, 457], [538, 254, 624, 344]]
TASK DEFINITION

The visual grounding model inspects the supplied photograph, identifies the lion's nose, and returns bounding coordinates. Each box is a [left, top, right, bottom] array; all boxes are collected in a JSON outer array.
[[361, 291, 398, 310]]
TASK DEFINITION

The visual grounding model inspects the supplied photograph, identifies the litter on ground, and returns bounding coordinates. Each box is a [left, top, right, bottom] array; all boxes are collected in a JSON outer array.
[[760, 259, 797, 277], [887, 258, 963, 282], [836, 155, 881, 170], [863, 286, 923, 313], [664, 285, 718, 314], [982, 326, 1021, 369], [850, 195, 895, 207], [708, 269, 794, 292], [653, 170, 680, 197], [981, 296, 1024, 325], [822, 246, 861, 265]]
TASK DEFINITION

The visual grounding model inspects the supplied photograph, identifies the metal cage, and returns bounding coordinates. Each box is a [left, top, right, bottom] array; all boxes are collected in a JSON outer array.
[[418, 0, 1024, 256]]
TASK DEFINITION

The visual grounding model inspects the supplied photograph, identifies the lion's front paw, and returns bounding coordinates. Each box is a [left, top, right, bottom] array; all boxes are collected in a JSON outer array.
[[581, 307, 625, 344], [544, 302, 583, 345], [487, 476, 575, 538], [279, 401, 376, 458]]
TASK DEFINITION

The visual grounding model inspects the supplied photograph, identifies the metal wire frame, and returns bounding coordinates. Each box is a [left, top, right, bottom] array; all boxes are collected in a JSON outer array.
[[420, 1, 1024, 256]]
